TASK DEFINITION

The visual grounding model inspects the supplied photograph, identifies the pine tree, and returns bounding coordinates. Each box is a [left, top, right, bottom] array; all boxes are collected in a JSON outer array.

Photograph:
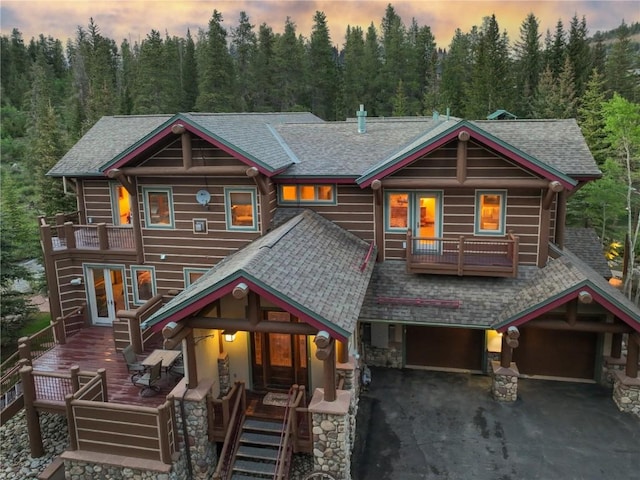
[[546, 20, 566, 78], [274, 18, 306, 111], [405, 20, 437, 115], [392, 79, 407, 116], [118, 39, 135, 115], [181, 30, 198, 111], [577, 69, 608, 165], [196, 10, 236, 112], [361, 23, 383, 116], [378, 4, 407, 116], [0, 29, 32, 108], [567, 14, 592, 98], [342, 25, 367, 117], [590, 32, 607, 75], [133, 30, 171, 114], [605, 21, 639, 102], [307, 11, 339, 120], [231, 11, 257, 111], [251, 23, 277, 112], [513, 13, 542, 118]]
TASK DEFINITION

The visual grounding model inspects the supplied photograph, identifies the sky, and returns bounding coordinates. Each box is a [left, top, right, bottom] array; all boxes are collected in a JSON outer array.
[[1, 0, 638, 49]]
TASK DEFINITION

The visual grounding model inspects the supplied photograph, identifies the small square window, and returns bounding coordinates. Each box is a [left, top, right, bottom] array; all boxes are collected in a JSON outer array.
[[184, 268, 208, 287], [143, 187, 174, 228], [475, 190, 506, 235], [225, 189, 258, 231], [387, 193, 409, 230], [131, 266, 156, 305]]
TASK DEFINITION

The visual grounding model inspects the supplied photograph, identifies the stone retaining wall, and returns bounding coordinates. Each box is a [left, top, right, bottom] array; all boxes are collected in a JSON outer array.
[[362, 342, 402, 368], [612, 371, 640, 418]]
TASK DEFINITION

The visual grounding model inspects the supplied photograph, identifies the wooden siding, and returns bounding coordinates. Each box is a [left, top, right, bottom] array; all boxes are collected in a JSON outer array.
[[141, 137, 244, 169], [82, 180, 115, 225]]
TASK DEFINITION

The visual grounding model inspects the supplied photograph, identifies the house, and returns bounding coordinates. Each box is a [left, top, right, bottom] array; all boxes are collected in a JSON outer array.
[[36, 111, 640, 479]]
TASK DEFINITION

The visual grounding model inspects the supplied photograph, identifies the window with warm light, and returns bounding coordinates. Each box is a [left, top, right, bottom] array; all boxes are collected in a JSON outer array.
[[476, 191, 506, 235], [184, 268, 208, 287], [131, 266, 155, 305], [225, 188, 257, 230], [111, 184, 132, 226], [143, 187, 174, 228], [387, 192, 409, 230], [278, 184, 335, 204]]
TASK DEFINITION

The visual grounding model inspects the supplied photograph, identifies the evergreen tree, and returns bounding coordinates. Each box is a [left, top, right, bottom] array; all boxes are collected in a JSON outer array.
[[231, 11, 257, 111], [405, 20, 437, 115], [440, 29, 473, 117], [577, 69, 608, 165], [133, 30, 171, 113], [533, 58, 576, 119], [361, 23, 383, 116], [251, 23, 277, 112], [567, 14, 591, 98], [273, 18, 306, 111], [307, 11, 339, 120], [342, 25, 367, 117], [378, 4, 407, 116], [605, 21, 639, 102], [513, 13, 542, 117], [196, 10, 236, 112], [546, 20, 566, 78], [392, 79, 407, 116], [590, 32, 607, 75], [118, 39, 135, 115], [0, 29, 32, 108], [181, 30, 198, 111]]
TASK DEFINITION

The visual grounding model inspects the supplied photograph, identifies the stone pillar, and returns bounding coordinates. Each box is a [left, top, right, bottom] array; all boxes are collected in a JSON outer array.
[[336, 355, 356, 391], [309, 388, 352, 480], [171, 378, 217, 479], [602, 356, 626, 387], [613, 371, 640, 418], [217, 353, 231, 396], [491, 361, 519, 402]]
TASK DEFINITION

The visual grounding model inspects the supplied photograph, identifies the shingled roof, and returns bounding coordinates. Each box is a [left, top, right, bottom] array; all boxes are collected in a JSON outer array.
[[564, 227, 612, 279], [141, 210, 376, 341]]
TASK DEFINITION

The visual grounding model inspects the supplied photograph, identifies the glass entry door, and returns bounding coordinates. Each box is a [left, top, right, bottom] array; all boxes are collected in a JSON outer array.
[[85, 265, 126, 325], [413, 193, 441, 252]]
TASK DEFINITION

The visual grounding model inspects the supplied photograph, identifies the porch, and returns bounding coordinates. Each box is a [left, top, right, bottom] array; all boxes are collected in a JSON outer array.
[[406, 230, 519, 277]]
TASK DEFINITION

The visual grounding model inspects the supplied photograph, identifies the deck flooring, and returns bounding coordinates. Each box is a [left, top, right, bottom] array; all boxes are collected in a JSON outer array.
[[32, 326, 178, 407]]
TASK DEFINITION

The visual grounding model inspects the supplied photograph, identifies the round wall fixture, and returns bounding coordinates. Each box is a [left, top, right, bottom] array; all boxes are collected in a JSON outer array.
[[196, 189, 211, 206]]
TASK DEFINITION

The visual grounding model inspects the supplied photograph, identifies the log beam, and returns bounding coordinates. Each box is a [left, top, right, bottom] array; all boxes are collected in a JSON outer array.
[[106, 168, 135, 195], [187, 317, 318, 335], [119, 166, 251, 177], [315, 331, 336, 402], [371, 179, 384, 262], [542, 181, 564, 210], [381, 178, 551, 189], [456, 130, 469, 184], [524, 319, 632, 333]]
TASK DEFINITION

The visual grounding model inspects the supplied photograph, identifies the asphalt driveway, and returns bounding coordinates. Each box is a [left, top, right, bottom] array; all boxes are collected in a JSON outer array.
[[352, 367, 640, 480]]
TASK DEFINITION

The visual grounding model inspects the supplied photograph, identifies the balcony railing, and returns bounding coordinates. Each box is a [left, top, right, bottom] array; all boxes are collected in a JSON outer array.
[[40, 220, 135, 253], [406, 231, 519, 278]]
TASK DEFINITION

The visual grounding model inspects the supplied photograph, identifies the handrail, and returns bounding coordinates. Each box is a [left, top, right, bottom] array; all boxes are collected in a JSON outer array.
[[274, 385, 304, 479], [212, 381, 246, 480]]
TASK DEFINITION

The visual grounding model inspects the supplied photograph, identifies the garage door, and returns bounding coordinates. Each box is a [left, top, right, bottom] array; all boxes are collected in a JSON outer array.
[[405, 326, 484, 371], [512, 328, 598, 379]]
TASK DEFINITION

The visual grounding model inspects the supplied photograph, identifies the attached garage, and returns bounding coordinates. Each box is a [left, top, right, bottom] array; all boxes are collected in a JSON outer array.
[[405, 325, 484, 372], [512, 328, 598, 380]]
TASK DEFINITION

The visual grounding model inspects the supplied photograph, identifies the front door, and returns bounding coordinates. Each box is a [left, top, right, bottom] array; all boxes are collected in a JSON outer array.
[[85, 265, 126, 325], [412, 192, 441, 252], [251, 312, 308, 391]]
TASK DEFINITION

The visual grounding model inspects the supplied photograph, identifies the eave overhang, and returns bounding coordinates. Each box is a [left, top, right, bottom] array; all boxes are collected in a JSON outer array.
[[492, 281, 640, 334], [271, 176, 358, 184], [141, 271, 350, 342], [99, 113, 290, 177], [357, 120, 578, 190]]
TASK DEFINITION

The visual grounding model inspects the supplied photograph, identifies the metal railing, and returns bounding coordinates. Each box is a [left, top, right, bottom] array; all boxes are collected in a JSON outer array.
[[211, 382, 246, 480]]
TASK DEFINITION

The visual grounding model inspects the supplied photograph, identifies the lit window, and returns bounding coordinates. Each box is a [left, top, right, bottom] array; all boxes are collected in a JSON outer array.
[[387, 193, 408, 229], [225, 188, 257, 230], [131, 266, 155, 305], [184, 268, 208, 287], [278, 184, 335, 204], [476, 191, 506, 234], [111, 184, 132, 226], [143, 187, 174, 228]]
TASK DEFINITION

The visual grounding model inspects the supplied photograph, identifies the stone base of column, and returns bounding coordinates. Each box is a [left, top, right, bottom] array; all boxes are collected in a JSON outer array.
[[612, 370, 640, 418], [308, 388, 352, 480], [491, 361, 519, 402], [601, 356, 626, 387], [217, 353, 231, 396]]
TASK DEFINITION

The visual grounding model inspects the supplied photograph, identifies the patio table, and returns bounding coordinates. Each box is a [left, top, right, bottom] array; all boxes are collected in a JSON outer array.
[[141, 349, 182, 374]]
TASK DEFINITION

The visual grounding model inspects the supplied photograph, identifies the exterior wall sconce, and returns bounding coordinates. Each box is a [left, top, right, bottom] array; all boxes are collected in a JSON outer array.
[[69, 277, 83, 286], [160, 254, 167, 260], [223, 330, 237, 342]]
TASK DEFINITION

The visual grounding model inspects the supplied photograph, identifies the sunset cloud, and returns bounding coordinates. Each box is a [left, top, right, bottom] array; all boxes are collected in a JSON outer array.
[[1, 1, 636, 49]]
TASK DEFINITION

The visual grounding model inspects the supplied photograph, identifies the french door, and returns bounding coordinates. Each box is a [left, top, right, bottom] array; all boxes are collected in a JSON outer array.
[[85, 265, 126, 325], [412, 192, 441, 252]]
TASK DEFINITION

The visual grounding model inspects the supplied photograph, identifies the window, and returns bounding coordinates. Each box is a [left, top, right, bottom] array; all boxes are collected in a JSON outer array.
[[111, 184, 132, 226], [475, 191, 506, 235], [386, 192, 409, 230], [131, 266, 156, 305], [184, 268, 208, 287], [143, 187, 174, 228], [225, 188, 257, 231], [278, 184, 335, 204]]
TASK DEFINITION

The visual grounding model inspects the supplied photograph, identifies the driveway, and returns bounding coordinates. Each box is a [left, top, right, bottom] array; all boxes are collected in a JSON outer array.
[[352, 367, 640, 480]]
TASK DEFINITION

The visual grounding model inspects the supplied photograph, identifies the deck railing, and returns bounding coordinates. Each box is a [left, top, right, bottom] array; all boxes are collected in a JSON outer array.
[[55, 304, 87, 343], [406, 231, 519, 278], [40, 220, 135, 253], [208, 381, 246, 443], [211, 382, 246, 480], [274, 385, 306, 480], [114, 294, 165, 353]]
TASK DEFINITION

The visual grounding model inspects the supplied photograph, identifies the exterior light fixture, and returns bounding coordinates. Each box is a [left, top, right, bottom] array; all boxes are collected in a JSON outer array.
[[223, 330, 237, 342]]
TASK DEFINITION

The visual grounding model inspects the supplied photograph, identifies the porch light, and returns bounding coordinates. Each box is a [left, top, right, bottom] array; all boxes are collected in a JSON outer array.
[[223, 330, 237, 342]]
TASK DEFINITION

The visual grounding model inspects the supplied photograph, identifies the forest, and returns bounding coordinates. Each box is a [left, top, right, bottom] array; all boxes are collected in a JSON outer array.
[[1, 4, 639, 329]]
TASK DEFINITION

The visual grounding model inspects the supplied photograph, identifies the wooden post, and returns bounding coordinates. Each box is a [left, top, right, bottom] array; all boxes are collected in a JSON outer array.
[[181, 131, 192, 170], [625, 335, 639, 378], [158, 402, 172, 464], [372, 180, 384, 262], [55, 213, 66, 227], [20, 366, 44, 457], [70, 365, 80, 393], [458, 236, 465, 276], [65, 394, 78, 450], [98, 368, 108, 401], [337, 339, 349, 364], [97, 223, 108, 250], [63, 222, 76, 249], [500, 335, 513, 368], [247, 291, 259, 325], [130, 316, 144, 354], [611, 333, 623, 359], [456, 130, 469, 184], [53, 318, 66, 345], [314, 332, 336, 402], [18, 338, 31, 364]]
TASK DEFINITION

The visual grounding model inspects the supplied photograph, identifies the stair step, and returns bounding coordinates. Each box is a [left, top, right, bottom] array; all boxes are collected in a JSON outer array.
[[237, 445, 279, 461], [243, 418, 283, 433], [240, 432, 281, 447], [231, 474, 272, 480], [233, 459, 276, 476]]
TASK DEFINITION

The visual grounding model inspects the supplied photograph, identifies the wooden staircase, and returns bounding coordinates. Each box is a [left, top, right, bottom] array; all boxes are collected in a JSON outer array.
[[231, 418, 286, 480]]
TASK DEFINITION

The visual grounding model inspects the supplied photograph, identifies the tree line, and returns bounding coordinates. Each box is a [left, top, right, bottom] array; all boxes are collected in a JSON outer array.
[[1, 4, 639, 323]]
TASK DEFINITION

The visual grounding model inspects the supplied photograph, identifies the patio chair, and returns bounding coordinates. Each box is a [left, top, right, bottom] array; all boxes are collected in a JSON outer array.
[[170, 353, 184, 378], [122, 344, 146, 383], [134, 360, 162, 396]]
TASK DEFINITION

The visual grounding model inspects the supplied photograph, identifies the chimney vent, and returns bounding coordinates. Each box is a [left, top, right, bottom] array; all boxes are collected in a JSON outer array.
[[357, 104, 367, 133]]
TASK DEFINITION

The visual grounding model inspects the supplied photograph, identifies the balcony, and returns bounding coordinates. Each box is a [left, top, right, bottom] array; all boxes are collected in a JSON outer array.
[[406, 231, 519, 278], [39, 213, 135, 254]]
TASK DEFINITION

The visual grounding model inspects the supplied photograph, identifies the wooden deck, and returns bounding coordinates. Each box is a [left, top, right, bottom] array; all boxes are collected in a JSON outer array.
[[32, 327, 177, 407]]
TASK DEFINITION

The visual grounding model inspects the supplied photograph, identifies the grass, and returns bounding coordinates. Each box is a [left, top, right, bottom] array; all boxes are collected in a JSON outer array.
[[20, 312, 52, 336]]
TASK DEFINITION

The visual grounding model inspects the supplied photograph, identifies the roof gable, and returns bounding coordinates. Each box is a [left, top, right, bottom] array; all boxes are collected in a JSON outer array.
[[357, 120, 578, 189]]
